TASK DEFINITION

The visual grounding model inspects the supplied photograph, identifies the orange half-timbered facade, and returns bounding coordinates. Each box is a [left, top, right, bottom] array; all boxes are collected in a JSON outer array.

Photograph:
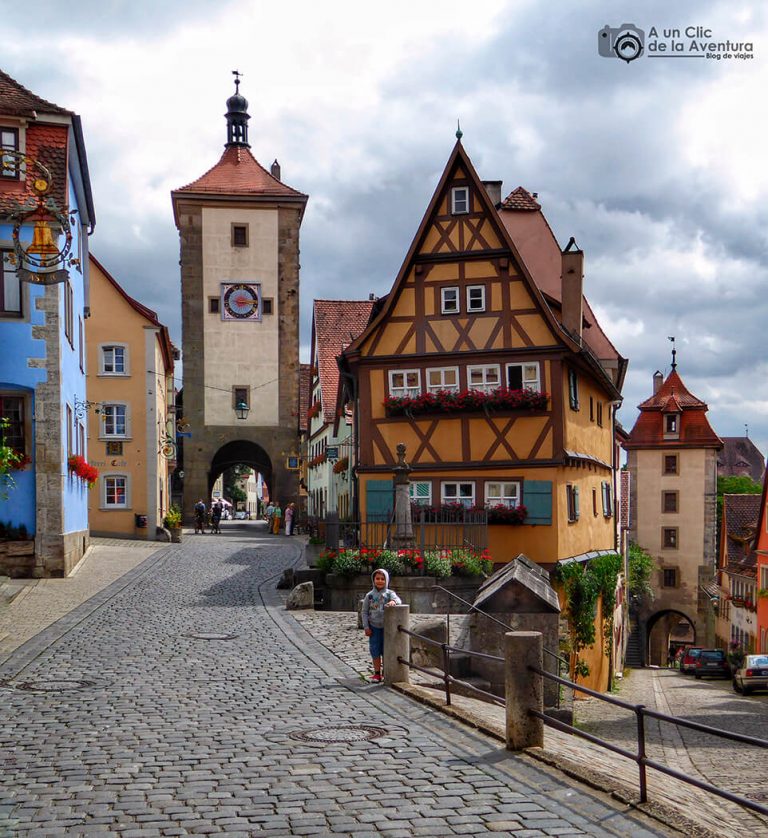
[[339, 141, 627, 567]]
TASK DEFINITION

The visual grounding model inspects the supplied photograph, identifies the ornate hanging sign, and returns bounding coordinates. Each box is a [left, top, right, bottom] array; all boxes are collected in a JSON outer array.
[[2, 151, 79, 285], [220, 282, 262, 321]]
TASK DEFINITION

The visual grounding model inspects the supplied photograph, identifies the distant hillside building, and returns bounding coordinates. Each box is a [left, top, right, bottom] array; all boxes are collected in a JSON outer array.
[[717, 436, 765, 484], [624, 365, 723, 664]]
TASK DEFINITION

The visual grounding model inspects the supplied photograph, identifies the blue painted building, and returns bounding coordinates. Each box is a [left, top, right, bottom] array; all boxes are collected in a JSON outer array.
[[0, 69, 95, 576]]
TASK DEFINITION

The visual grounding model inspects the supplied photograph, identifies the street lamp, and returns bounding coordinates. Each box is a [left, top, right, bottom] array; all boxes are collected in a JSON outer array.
[[235, 401, 250, 420]]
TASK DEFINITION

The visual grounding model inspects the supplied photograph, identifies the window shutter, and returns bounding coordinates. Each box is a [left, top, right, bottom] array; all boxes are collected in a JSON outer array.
[[523, 480, 552, 525], [365, 479, 393, 522]]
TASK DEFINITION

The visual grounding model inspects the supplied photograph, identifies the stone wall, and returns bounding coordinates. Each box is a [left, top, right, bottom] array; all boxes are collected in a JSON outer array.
[[324, 574, 484, 613]]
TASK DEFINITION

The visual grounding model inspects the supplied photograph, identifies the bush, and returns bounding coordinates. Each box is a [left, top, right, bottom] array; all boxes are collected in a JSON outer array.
[[423, 550, 452, 577], [163, 505, 182, 528], [321, 546, 492, 578]]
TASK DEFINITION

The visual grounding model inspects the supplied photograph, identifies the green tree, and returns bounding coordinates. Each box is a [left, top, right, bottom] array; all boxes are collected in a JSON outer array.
[[628, 542, 655, 604], [717, 475, 762, 521]]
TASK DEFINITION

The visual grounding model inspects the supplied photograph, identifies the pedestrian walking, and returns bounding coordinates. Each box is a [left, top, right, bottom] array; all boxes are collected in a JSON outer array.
[[211, 501, 222, 534], [271, 502, 282, 534], [194, 499, 206, 534], [361, 568, 401, 682], [265, 502, 274, 531], [284, 502, 295, 536]]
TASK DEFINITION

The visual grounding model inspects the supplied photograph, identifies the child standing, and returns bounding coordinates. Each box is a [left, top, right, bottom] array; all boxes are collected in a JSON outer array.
[[361, 568, 402, 682]]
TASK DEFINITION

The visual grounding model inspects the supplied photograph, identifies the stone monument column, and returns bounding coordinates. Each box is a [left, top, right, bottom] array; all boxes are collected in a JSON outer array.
[[391, 443, 414, 549]]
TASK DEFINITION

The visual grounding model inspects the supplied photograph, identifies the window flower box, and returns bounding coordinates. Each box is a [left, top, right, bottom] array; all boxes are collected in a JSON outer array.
[[67, 455, 99, 487], [384, 387, 548, 417], [307, 402, 321, 420], [309, 452, 327, 468], [482, 503, 528, 525]]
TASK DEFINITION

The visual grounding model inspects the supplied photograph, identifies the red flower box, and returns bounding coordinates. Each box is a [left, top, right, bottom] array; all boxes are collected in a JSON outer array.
[[384, 387, 548, 417], [67, 455, 99, 487]]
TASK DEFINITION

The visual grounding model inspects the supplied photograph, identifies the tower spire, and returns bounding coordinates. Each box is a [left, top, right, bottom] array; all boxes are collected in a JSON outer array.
[[225, 71, 250, 148], [668, 335, 677, 371]]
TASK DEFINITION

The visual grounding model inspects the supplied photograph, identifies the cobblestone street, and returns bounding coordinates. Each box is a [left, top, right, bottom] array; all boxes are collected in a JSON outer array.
[[1, 531, 670, 836]]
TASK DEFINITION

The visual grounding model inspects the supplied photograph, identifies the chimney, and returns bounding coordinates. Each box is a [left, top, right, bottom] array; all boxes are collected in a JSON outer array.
[[482, 180, 503, 207], [271, 159, 281, 180], [561, 237, 584, 341], [368, 293, 376, 301], [653, 370, 664, 394]]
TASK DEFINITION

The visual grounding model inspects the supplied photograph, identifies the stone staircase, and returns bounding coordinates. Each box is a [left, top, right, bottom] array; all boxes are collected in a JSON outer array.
[[625, 619, 644, 668]]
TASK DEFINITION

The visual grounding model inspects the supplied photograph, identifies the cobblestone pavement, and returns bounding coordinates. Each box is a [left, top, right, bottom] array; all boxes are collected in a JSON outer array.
[[0, 538, 163, 662], [576, 667, 768, 833], [290, 610, 768, 837], [0, 533, 671, 837]]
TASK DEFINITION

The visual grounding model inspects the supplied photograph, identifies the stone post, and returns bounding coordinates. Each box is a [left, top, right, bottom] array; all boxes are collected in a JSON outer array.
[[505, 631, 544, 750], [391, 442, 414, 548], [384, 604, 410, 685]]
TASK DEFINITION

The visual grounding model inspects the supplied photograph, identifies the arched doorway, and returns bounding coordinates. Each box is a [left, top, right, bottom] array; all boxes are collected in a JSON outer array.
[[209, 439, 272, 497], [646, 609, 696, 667], [206, 440, 273, 523]]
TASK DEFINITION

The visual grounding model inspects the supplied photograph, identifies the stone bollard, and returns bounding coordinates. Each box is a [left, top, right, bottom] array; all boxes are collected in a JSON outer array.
[[505, 631, 544, 750], [384, 604, 410, 685]]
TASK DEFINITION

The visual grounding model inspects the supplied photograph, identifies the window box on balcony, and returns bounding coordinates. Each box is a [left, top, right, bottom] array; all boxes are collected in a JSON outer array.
[[383, 387, 548, 417]]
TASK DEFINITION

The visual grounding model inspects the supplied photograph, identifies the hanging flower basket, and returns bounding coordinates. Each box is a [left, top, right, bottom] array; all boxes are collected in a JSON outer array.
[[333, 456, 349, 474], [67, 455, 99, 487], [384, 387, 548, 417], [309, 452, 327, 468]]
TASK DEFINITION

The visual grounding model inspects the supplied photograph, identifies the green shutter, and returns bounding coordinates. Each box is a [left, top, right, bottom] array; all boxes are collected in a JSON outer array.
[[523, 480, 552, 526], [366, 479, 393, 521]]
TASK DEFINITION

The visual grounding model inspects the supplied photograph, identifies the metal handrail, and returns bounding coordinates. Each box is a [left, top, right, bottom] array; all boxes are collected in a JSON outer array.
[[529, 663, 768, 818]]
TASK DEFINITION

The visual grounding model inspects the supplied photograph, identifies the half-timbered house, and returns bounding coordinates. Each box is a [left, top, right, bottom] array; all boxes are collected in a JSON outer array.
[[338, 140, 627, 568]]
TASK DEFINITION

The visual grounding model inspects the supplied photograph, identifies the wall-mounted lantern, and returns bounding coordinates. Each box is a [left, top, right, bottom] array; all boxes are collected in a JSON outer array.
[[235, 400, 250, 420]]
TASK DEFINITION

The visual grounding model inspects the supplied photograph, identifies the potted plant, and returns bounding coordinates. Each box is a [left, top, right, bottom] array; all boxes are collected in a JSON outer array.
[[163, 505, 183, 543]]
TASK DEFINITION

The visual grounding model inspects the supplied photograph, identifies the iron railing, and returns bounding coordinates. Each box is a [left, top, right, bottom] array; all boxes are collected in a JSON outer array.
[[395, 619, 768, 820]]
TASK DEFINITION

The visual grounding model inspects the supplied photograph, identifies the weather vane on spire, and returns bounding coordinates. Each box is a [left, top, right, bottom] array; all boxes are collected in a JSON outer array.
[[232, 69, 243, 91], [667, 336, 677, 371], [456, 119, 463, 140]]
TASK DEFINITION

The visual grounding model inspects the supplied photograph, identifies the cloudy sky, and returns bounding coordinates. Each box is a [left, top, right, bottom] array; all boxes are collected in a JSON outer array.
[[5, 0, 767, 458]]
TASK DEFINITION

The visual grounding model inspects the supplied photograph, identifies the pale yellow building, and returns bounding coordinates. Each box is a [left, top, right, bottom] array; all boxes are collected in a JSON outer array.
[[85, 255, 177, 539]]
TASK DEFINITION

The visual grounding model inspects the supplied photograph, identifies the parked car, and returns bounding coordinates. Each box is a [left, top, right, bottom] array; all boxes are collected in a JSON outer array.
[[693, 649, 730, 679], [680, 647, 703, 673], [732, 654, 768, 695], [234, 510, 247, 520]]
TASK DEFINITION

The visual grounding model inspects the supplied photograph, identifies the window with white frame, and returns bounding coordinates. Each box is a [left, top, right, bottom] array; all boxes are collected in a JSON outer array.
[[100, 344, 128, 375], [442, 481, 475, 507], [409, 481, 432, 506], [101, 404, 128, 438], [451, 186, 469, 214], [103, 475, 128, 508], [507, 362, 540, 392], [426, 367, 459, 393], [388, 369, 421, 398], [601, 481, 613, 517], [1, 127, 19, 179], [485, 481, 521, 508], [441, 286, 459, 314], [468, 364, 501, 393], [761, 566, 768, 590], [566, 484, 580, 522], [1, 250, 21, 315], [467, 285, 485, 312]]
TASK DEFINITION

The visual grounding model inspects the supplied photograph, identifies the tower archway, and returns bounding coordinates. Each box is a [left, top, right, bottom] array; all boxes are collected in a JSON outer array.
[[208, 440, 272, 498], [645, 609, 696, 667]]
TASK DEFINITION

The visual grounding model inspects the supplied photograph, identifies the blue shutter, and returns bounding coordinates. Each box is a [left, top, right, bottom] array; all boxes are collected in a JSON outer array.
[[523, 480, 552, 526], [365, 479, 393, 521]]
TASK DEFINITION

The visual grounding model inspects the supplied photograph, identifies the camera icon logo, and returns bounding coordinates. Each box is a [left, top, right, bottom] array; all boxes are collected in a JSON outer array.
[[598, 23, 645, 63]]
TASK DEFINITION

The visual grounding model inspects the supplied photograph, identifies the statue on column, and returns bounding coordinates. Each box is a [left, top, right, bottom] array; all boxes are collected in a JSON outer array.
[[391, 443, 414, 548]]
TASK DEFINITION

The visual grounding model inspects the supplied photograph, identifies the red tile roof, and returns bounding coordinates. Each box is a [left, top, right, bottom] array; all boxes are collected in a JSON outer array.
[[637, 370, 706, 409], [624, 369, 722, 449], [723, 494, 760, 575], [0, 69, 71, 117], [174, 145, 306, 198], [500, 186, 541, 211], [313, 300, 374, 418]]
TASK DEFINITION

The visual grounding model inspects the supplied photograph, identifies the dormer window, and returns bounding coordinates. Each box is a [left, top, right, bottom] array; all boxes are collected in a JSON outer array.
[[664, 413, 680, 438], [1, 128, 19, 179], [451, 186, 469, 214]]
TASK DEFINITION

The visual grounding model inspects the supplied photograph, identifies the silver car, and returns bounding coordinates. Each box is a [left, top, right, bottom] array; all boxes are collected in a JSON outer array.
[[732, 654, 768, 695]]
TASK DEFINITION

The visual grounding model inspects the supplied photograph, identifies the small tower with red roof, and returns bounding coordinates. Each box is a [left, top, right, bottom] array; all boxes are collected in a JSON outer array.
[[623, 352, 723, 665], [171, 76, 308, 521]]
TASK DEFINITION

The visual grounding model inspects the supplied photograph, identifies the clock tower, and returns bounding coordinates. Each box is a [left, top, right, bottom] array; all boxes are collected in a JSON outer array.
[[171, 78, 307, 521]]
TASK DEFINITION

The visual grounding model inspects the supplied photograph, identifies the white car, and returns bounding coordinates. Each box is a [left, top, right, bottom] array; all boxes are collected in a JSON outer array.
[[234, 511, 247, 520], [733, 654, 768, 695]]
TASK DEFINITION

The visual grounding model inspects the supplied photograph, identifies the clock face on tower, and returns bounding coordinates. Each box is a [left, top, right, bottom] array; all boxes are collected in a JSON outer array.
[[221, 283, 261, 321]]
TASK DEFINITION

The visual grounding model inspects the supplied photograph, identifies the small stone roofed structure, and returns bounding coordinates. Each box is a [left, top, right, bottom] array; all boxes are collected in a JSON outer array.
[[466, 555, 560, 706]]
